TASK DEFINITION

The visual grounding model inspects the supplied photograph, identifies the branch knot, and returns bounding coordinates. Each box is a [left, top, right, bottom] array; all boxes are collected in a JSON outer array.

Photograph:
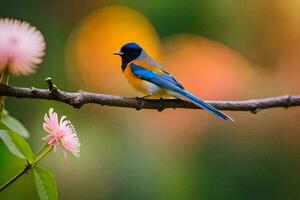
[[45, 77, 58, 94], [284, 95, 292, 108]]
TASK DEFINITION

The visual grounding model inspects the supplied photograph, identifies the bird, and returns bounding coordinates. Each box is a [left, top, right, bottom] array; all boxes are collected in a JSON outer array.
[[114, 42, 233, 121]]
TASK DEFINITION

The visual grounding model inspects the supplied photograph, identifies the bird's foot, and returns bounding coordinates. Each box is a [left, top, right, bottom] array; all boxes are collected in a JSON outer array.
[[140, 95, 152, 99], [158, 97, 165, 112], [134, 96, 146, 110], [135, 97, 143, 111], [134, 95, 152, 110]]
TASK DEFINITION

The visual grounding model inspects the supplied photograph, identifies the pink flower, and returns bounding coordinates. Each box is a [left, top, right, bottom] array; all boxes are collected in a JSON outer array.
[[0, 18, 45, 76], [42, 108, 80, 164]]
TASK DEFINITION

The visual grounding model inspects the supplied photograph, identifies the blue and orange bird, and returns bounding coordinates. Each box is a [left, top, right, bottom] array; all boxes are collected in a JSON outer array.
[[114, 42, 233, 121]]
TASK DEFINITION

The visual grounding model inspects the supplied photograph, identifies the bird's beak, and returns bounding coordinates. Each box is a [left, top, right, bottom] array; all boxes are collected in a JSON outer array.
[[113, 50, 123, 56]]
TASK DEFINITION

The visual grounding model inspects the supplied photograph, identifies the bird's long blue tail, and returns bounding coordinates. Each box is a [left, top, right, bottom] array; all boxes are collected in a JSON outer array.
[[179, 91, 234, 121]]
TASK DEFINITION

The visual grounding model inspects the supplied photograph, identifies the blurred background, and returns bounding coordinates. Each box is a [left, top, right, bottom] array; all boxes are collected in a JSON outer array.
[[1, 0, 300, 199]]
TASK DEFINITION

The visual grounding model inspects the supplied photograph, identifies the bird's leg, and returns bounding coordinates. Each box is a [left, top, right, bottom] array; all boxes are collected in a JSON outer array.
[[175, 97, 184, 101], [135, 95, 152, 111], [158, 97, 165, 112], [139, 95, 152, 99]]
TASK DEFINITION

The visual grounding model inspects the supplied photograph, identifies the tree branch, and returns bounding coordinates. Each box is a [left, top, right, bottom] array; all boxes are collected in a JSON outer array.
[[0, 80, 299, 113]]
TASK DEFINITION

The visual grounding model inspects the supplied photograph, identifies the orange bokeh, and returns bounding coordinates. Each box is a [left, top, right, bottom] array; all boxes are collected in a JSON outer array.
[[162, 34, 255, 100], [65, 5, 161, 95]]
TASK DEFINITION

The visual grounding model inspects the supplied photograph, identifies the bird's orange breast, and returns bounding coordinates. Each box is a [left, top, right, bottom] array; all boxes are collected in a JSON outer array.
[[124, 61, 148, 94], [123, 60, 165, 95]]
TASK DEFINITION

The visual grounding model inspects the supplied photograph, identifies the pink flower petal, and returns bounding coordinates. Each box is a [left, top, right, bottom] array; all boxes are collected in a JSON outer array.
[[0, 18, 45, 76], [42, 108, 80, 164]]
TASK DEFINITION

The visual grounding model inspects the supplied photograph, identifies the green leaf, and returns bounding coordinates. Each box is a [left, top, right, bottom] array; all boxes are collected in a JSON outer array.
[[0, 130, 34, 162], [0, 130, 24, 159], [2, 115, 30, 138], [33, 166, 57, 200]]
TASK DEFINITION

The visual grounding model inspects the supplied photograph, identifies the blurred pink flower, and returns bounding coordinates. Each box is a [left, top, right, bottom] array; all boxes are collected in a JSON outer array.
[[0, 18, 45, 76], [42, 108, 80, 164]]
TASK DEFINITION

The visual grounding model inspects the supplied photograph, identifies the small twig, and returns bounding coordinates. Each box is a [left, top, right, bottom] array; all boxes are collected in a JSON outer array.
[[45, 77, 57, 93]]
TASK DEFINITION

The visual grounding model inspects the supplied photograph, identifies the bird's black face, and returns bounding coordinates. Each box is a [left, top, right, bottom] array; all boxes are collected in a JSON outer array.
[[114, 42, 142, 71]]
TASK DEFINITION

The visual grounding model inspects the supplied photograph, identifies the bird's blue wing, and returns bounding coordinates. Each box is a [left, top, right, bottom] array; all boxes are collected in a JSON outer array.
[[130, 63, 184, 93], [130, 63, 233, 121]]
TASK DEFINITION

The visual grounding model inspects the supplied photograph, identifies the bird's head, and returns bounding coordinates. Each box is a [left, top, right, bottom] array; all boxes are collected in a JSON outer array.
[[114, 42, 142, 71]]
